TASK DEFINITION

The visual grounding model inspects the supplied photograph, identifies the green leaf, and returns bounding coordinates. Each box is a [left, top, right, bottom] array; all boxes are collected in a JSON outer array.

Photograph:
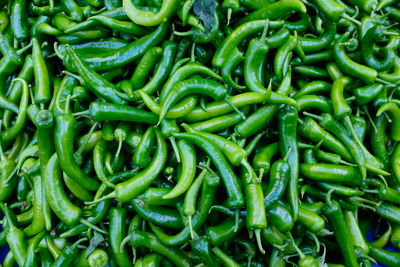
[[85, 231, 105, 258], [194, 0, 217, 32]]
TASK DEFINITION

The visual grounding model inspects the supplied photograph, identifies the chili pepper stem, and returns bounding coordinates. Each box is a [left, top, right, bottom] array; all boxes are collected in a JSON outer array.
[[17, 41, 33, 55], [242, 159, 255, 183], [72, 110, 90, 117], [254, 229, 265, 254], [169, 137, 181, 163], [258, 168, 264, 181], [288, 232, 306, 259], [345, 96, 356, 102], [115, 136, 123, 159], [173, 31, 193, 37], [261, 19, 270, 41], [188, 215, 195, 240], [383, 31, 400, 36], [105, 155, 114, 175], [318, 228, 333, 235], [302, 111, 323, 121], [120, 233, 132, 251], [341, 13, 361, 25], [376, 78, 392, 85], [199, 96, 208, 112], [362, 106, 378, 133], [326, 188, 335, 205], [224, 97, 246, 120], [377, 175, 389, 189], [79, 219, 108, 235], [340, 160, 357, 166], [227, 8, 232, 26], [307, 231, 320, 253], [284, 147, 293, 162], [363, 189, 379, 194], [0, 135, 4, 160], [343, 116, 366, 176], [357, 202, 376, 211], [234, 210, 239, 232], [4, 167, 17, 184], [85, 191, 116, 205], [62, 71, 84, 84], [0, 203, 14, 228], [190, 43, 196, 62], [76, 122, 99, 157]]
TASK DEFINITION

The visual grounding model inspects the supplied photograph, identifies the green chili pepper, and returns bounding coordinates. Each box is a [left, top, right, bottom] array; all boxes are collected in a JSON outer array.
[[123, 230, 192, 266], [213, 19, 284, 67], [163, 139, 196, 199], [369, 245, 400, 267], [122, 0, 180, 26], [234, 69, 293, 137], [361, 25, 395, 71], [87, 128, 167, 203], [23, 231, 46, 267], [300, 163, 362, 185], [62, 45, 127, 104], [212, 246, 240, 267], [159, 78, 228, 124], [279, 105, 300, 221], [11, 0, 29, 40], [88, 15, 148, 35], [238, 0, 306, 24], [297, 95, 332, 113], [206, 216, 245, 246], [59, 199, 110, 238], [334, 33, 377, 84], [322, 191, 359, 267], [133, 126, 156, 168], [22, 174, 45, 236], [173, 131, 245, 208], [52, 238, 87, 267], [267, 201, 295, 232], [0, 202, 28, 267], [264, 151, 290, 210], [109, 207, 132, 267], [54, 113, 100, 191], [130, 46, 162, 89], [191, 237, 218, 267], [148, 173, 220, 246], [61, 23, 167, 71], [131, 199, 183, 230], [1, 79, 29, 143], [377, 102, 400, 141]]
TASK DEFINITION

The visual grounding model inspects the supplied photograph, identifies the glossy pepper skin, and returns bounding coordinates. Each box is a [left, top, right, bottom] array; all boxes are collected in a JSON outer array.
[[148, 172, 220, 246], [323, 193, 360, 267], [173, 132, 245, 209], [63, 45, 127, 104], [92, 128, 167, 203], [86, 102, 158, 123], [32, 38, 50, 104], [279, 105, 300, 221], [44, 153, 82, 226], [0, 203, 28, 267], [109, 207, 132, 267], [11, 0, 29, 41], [62, 23, 168, 71], [125, 230, 192, 267], [334, 32, 377, 84], [264, 157, 290, 209], [54, 114, 100, 191]]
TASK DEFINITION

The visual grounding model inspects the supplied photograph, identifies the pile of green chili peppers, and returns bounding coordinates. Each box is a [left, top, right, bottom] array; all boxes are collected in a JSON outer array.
[[1, 0, 400, 266]]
